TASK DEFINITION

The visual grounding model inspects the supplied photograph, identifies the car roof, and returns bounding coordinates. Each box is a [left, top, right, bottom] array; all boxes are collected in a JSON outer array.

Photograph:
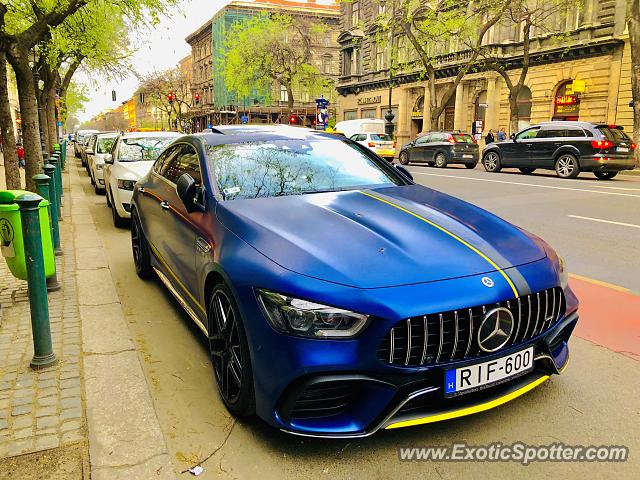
[[193, 124, 338, 147], [536, 121, 616, 129]]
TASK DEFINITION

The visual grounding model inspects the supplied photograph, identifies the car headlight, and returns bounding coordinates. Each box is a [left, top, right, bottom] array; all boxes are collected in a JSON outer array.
[[257, 289, 369, 338], [558, 256, 569, 288], [117, 179, 136, 191]]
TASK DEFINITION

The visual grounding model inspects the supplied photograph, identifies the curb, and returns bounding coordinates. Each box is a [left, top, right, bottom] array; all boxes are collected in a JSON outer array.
[[69, 158, 177, 479], [620, 169, 640, 176]]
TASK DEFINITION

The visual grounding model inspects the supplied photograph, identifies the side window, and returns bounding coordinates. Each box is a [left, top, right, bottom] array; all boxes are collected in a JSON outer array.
[[516, 127, 541, 140], [162, 145, 202, 185], [538, 129, 565, 139], [357, 134, 366, 141], [349, 134, 359, 141], [565, 128, 586, 138], [416, 135, 430, 145], [430, 133, 445, 143], [155, 146, 179, 176]]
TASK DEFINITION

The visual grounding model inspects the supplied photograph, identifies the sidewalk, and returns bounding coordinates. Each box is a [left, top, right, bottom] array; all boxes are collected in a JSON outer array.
[[0, 152, 175, 478]]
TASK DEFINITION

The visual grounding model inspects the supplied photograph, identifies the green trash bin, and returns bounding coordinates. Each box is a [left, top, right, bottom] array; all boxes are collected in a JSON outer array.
[[0, 190, 55, 280]]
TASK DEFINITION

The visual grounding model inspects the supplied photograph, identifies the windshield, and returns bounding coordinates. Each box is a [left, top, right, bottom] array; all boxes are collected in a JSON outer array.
[[118, 137, 175, 162], [96, 136, 117, 154], [371, 134, 393, 141], [208, 139, 405, 200], [597, 126, 630, 142]]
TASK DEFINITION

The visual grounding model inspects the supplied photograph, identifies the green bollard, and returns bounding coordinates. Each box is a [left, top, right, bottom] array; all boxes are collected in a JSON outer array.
[[49, 155, 63, 220], [15, 192, 57, 369], [34, 174, 62, 292], [52, 154, 63, 199], [40, 166, 62, 256], [61, 141, 67, 170]]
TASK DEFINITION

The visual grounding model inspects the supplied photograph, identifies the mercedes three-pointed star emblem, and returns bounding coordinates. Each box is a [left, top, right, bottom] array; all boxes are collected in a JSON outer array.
[[477, 307, 514, 352]]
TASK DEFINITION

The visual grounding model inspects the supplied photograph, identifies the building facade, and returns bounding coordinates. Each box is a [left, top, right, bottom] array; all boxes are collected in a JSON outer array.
[[185, 0, 341, 129], [186, 19, 214, 130], [336, 0, 634, 148]]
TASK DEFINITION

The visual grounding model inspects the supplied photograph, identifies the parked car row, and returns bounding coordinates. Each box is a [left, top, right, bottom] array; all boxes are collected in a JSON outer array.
[[397, 121, 637, 180], [74, 129, 180, 226]]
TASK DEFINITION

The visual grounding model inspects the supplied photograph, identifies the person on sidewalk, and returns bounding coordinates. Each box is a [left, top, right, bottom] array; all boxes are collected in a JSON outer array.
[[16, 142, 25, 168], [485, 129, 495, 144], [497, 128, 507, 141]]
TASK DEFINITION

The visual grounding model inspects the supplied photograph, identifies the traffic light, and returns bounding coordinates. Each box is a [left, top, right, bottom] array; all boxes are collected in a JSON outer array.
[[289, 115, 298, 125], [194, 93, 200, 105], [112, 90, 116, 102], [167, 92, 175, 105]]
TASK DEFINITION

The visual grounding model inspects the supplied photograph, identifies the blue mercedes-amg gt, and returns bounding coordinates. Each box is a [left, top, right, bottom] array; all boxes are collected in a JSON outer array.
[[130, 125, 578, 438]]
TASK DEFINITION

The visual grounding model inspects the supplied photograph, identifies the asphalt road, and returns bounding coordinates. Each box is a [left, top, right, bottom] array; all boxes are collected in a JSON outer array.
[[75, 159, 640, 479]]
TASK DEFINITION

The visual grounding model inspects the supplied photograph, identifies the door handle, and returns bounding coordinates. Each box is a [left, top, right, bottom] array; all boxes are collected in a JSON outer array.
[[160, 201, 170, 210]]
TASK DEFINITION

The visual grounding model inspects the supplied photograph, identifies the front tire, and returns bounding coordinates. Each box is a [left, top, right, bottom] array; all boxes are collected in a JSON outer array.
[[131, 211, 153, 279], [399, 151, 409, 165], [519, 167, 536, 174], [555, 154, 580, 179], [482, 151, 502, 172], [434, 152, 448, 168], [594, 171, 618, 180], [208, 284, 255, 417]]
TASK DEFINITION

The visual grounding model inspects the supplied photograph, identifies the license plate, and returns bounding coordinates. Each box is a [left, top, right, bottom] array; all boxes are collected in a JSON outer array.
[[377, 150, 395, 156], [463, 154, 473, 159], [617, 147, 629, 153], [444, 347, 533, 397]]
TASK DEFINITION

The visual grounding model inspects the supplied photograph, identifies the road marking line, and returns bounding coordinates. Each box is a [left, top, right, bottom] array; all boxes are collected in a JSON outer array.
[[567, 214, 640, 230], [411, 172, 640, 198], [587, 184, 640, 192], [359, 190, 520, 298], [568, 273, 631, 293]]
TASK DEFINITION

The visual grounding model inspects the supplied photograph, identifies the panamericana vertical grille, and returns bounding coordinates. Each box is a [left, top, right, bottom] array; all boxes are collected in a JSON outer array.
[[378, 287, 565, 367]]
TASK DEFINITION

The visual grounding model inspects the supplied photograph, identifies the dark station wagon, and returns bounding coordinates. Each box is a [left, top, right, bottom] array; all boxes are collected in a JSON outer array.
[[399, 131, 479, 168], [482, 122, 637, 179]]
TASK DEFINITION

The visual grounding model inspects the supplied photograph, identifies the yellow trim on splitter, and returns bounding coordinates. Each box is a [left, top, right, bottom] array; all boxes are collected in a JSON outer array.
[[358, 191, 520, 298], [384, 375, 549, 429]]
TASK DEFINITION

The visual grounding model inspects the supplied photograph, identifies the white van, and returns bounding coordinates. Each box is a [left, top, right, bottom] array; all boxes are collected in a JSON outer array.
[[334, 119, 386, 139]]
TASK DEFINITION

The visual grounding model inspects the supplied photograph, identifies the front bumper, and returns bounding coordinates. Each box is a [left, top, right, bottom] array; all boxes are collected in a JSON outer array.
[[113, 188, 133, 218], [273, 311, 576, 438]]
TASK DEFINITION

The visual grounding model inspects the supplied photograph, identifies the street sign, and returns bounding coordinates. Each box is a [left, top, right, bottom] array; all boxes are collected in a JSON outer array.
[[57, 121, 62, 127], [241, 115, 249, 124], [315, 98, 330, 108]]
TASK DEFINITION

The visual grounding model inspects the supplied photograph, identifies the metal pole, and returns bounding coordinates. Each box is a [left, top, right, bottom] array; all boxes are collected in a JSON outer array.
[[42, 165, 62, 256], [15, 193, 57, 369], [34, 174, 62, 292], [49, 155, 63, 221]]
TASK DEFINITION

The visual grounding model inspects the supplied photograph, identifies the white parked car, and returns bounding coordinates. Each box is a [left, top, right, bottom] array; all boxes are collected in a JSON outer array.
[[104, 131, 180, 227], [349, 132, 396, 161], [87, 132, 118, 194]]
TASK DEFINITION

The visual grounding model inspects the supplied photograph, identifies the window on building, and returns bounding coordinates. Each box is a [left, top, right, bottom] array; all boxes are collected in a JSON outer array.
[[361, 108, 377, 119], [351, 0, 360, 26], [517, 86, 532, 130], [354, 48, 362, 75], [322, 55, 332, 74], [378, 1, 386, 16], [342, 49, 353, 76], [397, 35, 408, 64], [323, 34, 331, 47], [280, 85, 289, 102], [344, 110, 357, 120], [375, 42, 386, 70], [553, 81, 580, 121]]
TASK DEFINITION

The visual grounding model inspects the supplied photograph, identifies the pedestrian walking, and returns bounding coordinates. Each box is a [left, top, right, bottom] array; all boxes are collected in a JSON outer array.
[[485, 129, 495, 144], [497, 128, 507, 141], [16, 142, 25, 168]]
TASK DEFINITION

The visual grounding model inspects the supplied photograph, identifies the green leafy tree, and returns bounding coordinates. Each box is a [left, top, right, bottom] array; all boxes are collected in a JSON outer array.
[[224, 13, 330, 111], [376, 0, 508, 130]]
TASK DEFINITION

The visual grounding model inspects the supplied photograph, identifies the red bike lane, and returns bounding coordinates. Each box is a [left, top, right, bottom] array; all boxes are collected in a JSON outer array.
[[569, 275, 640, 361]]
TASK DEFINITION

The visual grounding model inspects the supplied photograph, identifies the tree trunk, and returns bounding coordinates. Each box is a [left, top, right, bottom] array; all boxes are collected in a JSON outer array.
[[628, 0, 640, 149], [0, 52, 21, 189], [286, 84, 294, 110], [9, 51, 43, 192], [508, 91, 519, 134], [45, 82, 58, 148]]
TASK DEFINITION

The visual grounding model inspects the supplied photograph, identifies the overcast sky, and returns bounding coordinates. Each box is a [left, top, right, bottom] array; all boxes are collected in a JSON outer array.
[[75, 0, 232, 123]]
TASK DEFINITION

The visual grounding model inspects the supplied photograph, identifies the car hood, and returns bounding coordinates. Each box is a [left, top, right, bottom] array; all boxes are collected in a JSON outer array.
[[216, 185, 547, 288], [113, 161, 154, 179]]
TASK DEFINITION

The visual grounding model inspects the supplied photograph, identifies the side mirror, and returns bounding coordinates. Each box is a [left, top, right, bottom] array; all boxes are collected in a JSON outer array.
[[394, 164, 413, 182], [176, 173, 199, 213], [104, 154, 113, 164], [511, 133, 517, 142]]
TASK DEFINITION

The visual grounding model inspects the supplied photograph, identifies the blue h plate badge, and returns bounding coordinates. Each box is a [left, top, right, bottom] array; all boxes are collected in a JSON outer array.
[[445, 369, 457, 395]]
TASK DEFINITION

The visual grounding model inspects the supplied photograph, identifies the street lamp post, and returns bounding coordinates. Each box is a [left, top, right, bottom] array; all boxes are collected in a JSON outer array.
[[32, 48, 49, 166], [384, 66, 395, 137]]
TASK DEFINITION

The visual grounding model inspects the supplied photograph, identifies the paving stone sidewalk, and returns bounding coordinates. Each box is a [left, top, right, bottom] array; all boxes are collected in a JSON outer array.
[[0, 169, 87, 463]]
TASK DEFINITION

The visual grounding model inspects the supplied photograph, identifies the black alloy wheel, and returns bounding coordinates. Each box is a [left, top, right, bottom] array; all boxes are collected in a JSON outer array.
[[131, 212, 153, 279], [555, 154, 580, 179], [398, 151, 409, 165], [482, 151, 502, 172], [208, 284, 255, 416], [434, 153, 448, 168], [593, 171, 618, 180]]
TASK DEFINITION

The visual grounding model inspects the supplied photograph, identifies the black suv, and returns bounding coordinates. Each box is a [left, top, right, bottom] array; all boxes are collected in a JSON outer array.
[[399, 131, 479, 168], [482, 122, 637, 179]]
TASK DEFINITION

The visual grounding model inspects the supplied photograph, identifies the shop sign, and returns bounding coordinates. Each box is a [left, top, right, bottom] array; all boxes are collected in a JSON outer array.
[[555, 95, 578, 106], [357, 95, 382, 106], [571, 80, 586, 93], [411, 110, 423, 118]]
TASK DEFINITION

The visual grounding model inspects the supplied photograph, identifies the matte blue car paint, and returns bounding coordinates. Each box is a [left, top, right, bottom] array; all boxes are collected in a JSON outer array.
[[132, 130, 578, 436]]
